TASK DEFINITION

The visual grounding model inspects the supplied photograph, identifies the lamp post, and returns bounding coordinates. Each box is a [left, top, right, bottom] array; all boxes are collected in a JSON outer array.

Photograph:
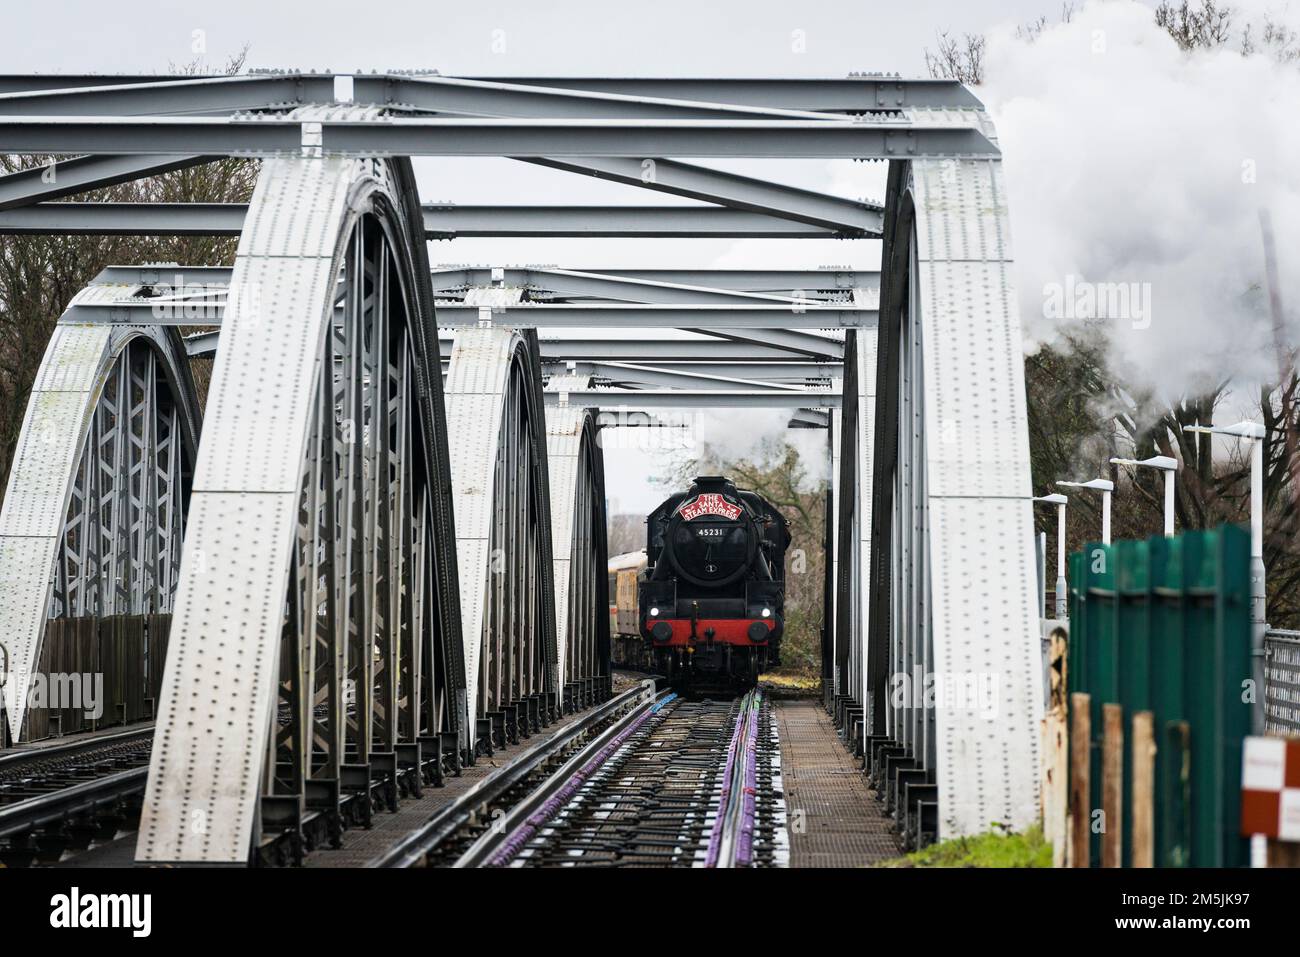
[[1187, 420, 1267, 733], [1056, 478, 1115, 545], [1110, 454, 1178, 537], [1033, 493, 1069, 619]]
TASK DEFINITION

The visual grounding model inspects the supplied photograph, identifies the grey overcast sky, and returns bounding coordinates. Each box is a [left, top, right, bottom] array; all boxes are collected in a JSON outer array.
[[0, 0, 1102, 513]]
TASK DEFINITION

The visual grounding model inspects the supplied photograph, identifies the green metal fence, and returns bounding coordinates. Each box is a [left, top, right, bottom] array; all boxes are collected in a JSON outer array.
[[1067, 524, 1251, 867]]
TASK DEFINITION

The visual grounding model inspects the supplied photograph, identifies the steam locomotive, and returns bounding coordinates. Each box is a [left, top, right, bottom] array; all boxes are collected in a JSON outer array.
[[626, 476, 790, 691]]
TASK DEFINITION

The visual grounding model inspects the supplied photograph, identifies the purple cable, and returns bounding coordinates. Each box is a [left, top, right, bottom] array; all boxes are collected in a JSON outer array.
[[735, 692, 762, 866], [486, 697, 667, 867], [704, 690, 761, 868]]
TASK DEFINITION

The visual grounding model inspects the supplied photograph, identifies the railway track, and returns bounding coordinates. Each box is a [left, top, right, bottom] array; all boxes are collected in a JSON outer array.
[[0, 726, 154, 866], [380, 685, 786, 868]]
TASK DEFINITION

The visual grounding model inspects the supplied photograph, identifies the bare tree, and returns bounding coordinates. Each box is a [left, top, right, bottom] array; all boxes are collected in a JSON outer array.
[[0, 51, 257, 493]]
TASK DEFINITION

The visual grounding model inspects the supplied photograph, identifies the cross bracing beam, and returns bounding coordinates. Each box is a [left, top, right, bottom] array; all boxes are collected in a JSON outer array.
[[100, 265, 871, 296], [433, 303, 874, 329], [519, 157, 882, 235], [0, 74, 340, 116], [434, 205, 848, 238], [0, 116, 997, 158], [0, 203, 846, 237], [530, 268, 876, 292], [686, 327, 846, 360], [564, 360, 806, 392], [178, 331, 846, 367], [545, 389, 840, 409], [71, 298, 867, 330], [0, 73, 984, 112], [0, 73, 845, 121], [0, 154, 210, 209], [532, 337, 841, 361], [431, 267, 844, 305], [558, 360, 841, 382], [457, 76, 984, 112], [594, 408, 829, 429]]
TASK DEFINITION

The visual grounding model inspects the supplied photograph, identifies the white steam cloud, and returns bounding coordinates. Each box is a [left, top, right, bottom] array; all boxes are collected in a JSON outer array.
[[980, 0, 1300, 398], [690, 408, 832, 491]]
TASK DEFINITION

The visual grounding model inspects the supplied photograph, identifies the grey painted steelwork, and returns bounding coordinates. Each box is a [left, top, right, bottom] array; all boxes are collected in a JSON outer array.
[[484, 267, 876, 293], [0, 311, 200, 742], [444, 327, 559, 749], [0, 203, 849, 238], [544, 376, 611, 708], [520, 157, 882, 235], [432, 266, 852, 305], [459, 76, 984, 111], [861, 127, 1042, 840], [568, 360, 809, 392], [562, 360, 841, 382], [0, 72, 1045, 854], [0, 154, 209, 209], [0, 74, 834, 121], [544, 389, 840, 409], [0, 115, 998, 158], [0, 73, 982, 111], [434, 303, 875, 329], [138, 112, 466, 863]]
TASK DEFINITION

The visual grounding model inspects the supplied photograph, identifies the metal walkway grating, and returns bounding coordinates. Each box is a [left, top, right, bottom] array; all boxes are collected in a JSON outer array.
[[774, 700, 901, 867]]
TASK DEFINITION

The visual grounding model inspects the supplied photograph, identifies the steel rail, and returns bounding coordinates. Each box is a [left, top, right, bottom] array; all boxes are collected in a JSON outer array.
[[0, 725, 154, 771], [0, 766, 148, 844], [369, 680, 656, 868], [455, 689, 675, 868]]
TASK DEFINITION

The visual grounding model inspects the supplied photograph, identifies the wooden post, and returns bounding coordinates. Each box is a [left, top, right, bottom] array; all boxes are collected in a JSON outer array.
[[1042, 711, 1069, 867], [1102, 703, 1123, 868], [1131, 711, 1155, 868], [1268, 840, 1300, 867], [1069, 692, 1091, 868]]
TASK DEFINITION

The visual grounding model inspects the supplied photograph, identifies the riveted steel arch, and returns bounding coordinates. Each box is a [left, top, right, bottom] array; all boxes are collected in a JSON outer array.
[[444, 326, 559, 751], [0, 315, 200, 742], [138, 108, 466, 864], [866, 130, 1043, 840], [545, 375, 612, 711]]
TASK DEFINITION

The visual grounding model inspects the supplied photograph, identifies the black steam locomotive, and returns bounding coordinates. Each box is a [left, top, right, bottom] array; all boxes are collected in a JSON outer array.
[[635, 476, 790, 691]]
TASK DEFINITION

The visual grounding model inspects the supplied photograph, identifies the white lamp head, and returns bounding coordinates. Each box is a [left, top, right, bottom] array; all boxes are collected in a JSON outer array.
[[1056, 478, 1114, 493], [1109, 454, 1177, 472], [1032, 493, 1068, 505]]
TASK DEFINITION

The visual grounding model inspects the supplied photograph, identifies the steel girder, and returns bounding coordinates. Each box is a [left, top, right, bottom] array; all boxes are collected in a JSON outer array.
[[0, 203, 848, 238], [0, 308, 200, 742], [0, 115, 997, 159], [488, 268, 876, 293], [831, 329, 878, 732], [187, 332, 842, 364], [862, 136, 1042, 839], [431, 267, 857, 305], [0, 73, 983, 111], [63, 297, 871, 331], [544, 376, 611, 708], [518, 157, 882, 236], [434, 303, 874, 329], [457, 76, 984, 111], [543, 389, 840, 409], [0, 155, 210, 209], [443, 327, 559, 750], [560, 360, 841, 382], [137, 114, 465, 864]]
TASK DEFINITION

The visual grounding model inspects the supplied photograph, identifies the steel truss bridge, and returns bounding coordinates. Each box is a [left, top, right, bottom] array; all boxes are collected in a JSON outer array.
[[0, 71, 1041, 864]]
